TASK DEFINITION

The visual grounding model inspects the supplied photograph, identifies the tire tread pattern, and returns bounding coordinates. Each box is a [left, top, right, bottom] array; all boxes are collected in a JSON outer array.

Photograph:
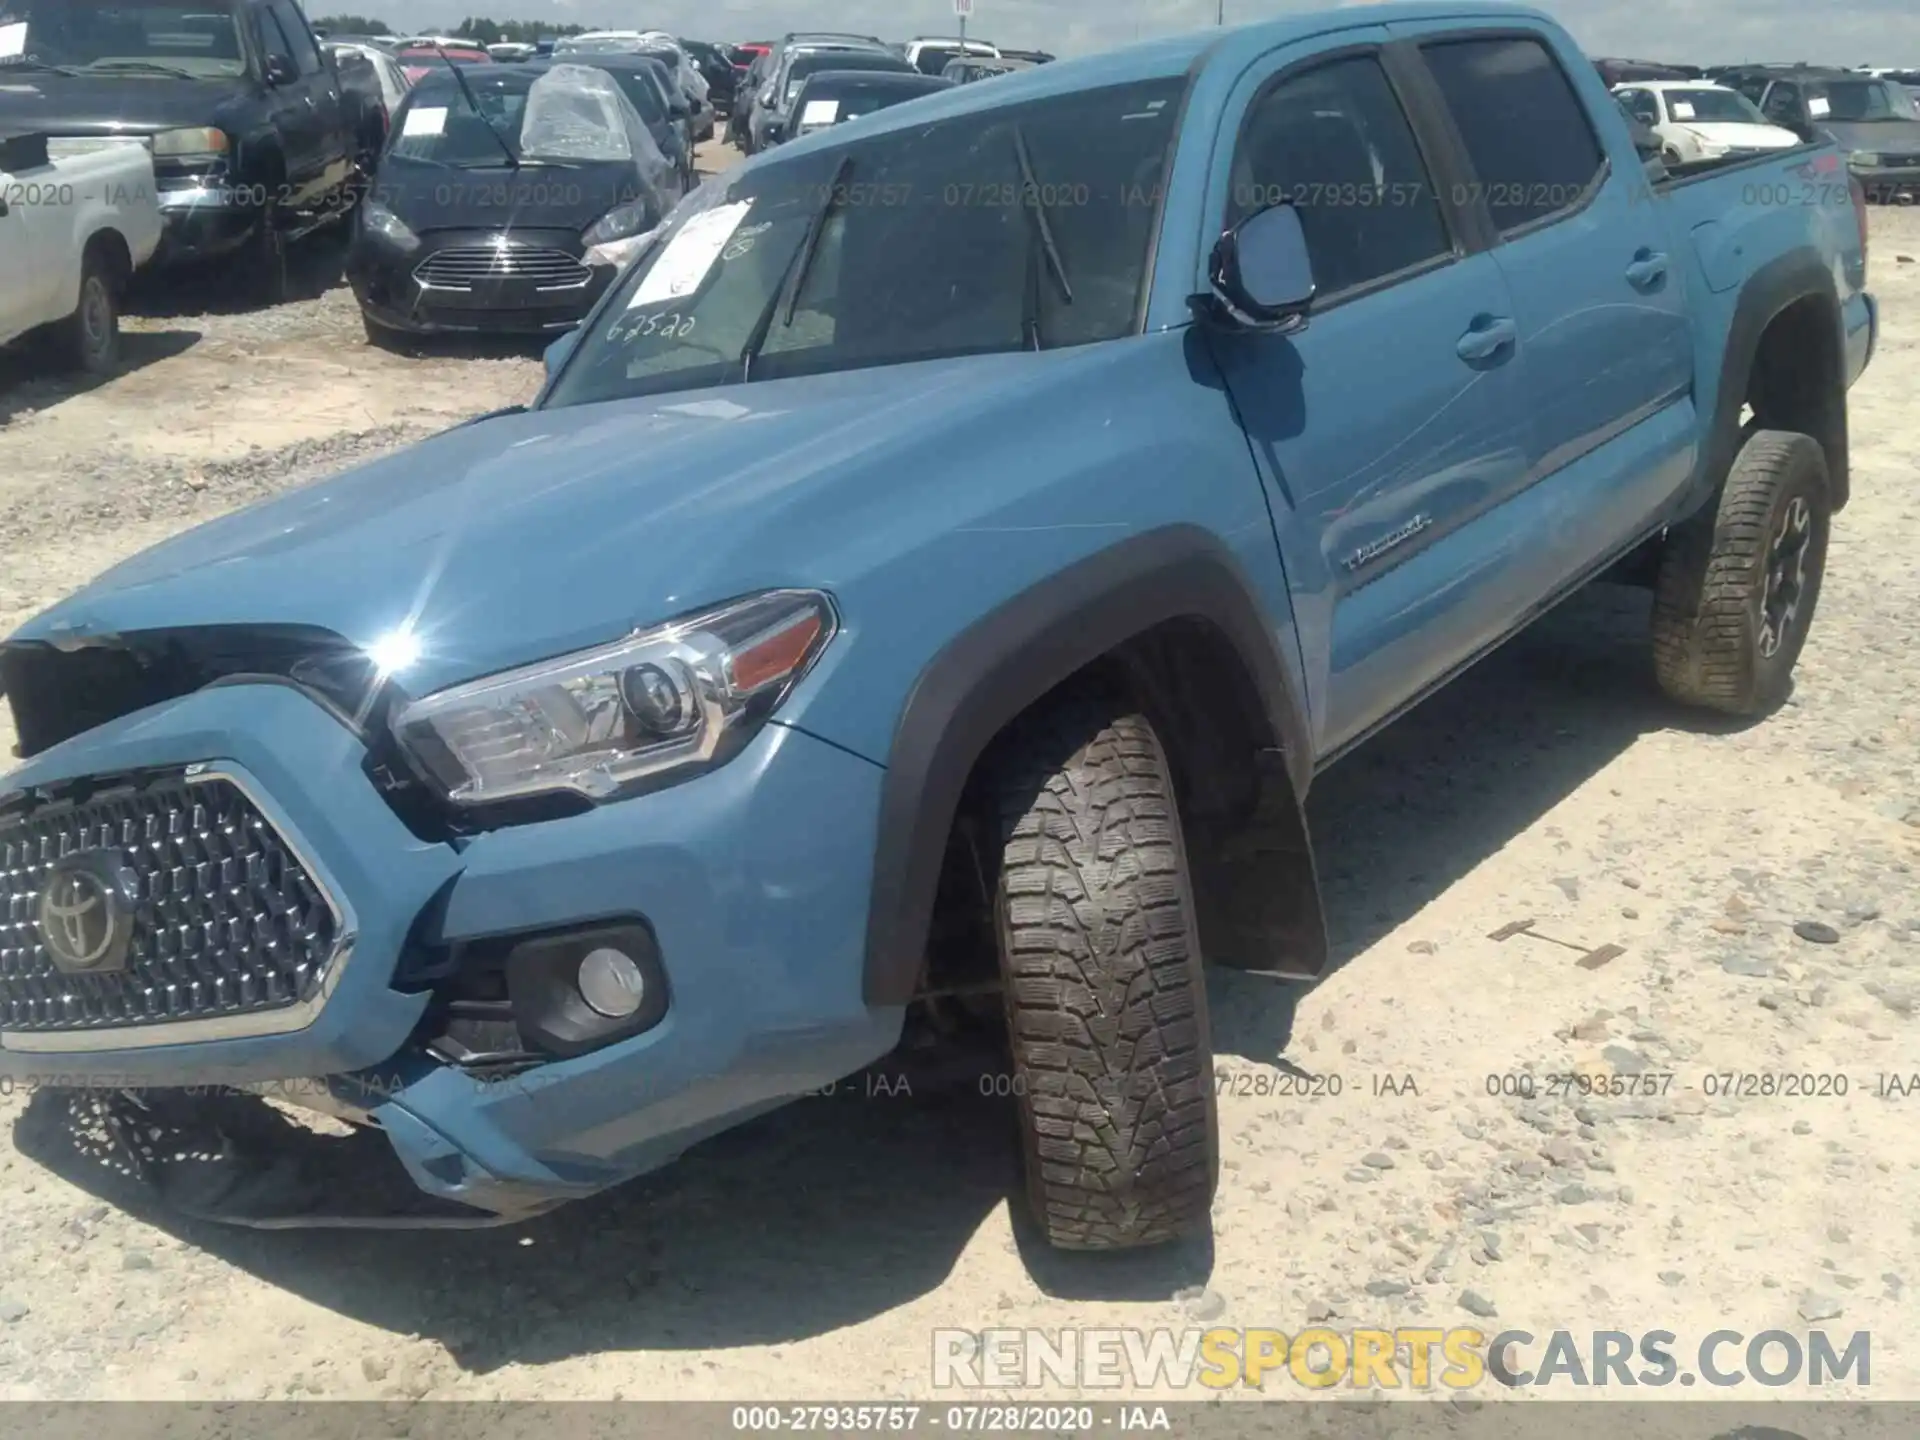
[[1651, 429, 1829, 715], [990, 692, 1216, 1251]]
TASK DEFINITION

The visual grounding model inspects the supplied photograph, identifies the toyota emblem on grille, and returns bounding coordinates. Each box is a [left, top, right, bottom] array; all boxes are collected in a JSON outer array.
[[36, 851, 138, 974]]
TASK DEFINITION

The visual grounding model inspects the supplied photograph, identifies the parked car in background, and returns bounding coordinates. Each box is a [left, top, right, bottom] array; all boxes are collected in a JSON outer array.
[[681, 39, 737, 115], [537, 52, 696, 193], [787, 70, 952, 138], [1743, 67, 1920, 200], [487, 42, 535, 63], [557, 32, 713, 140], [0, 128, 161, 374], [328, 40, 410, 179], [729, 41, 771, 72], [904, 37, 1001, 75], [996, 48, 1055, 64], [941, 56, 1035, 84], [1613, 81, 1800, 164], [1592, 57, 1699, 87], [0, 0, 365, 303], [0, 6, 1873, 1252], [329, 39, 411, 121], [751, 45, 915, 151], [397, 41, 491, 85], [347, 63, 676, 343], [729, 48, 776, 147]]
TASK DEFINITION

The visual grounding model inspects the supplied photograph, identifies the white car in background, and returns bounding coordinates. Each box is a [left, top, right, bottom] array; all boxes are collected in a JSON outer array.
[[0, 130, 161, 376], [1613, 81, 1802, 163]]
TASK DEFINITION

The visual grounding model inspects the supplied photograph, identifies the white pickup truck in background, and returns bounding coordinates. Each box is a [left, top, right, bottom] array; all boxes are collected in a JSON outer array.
[[0, 130, 162, 376]]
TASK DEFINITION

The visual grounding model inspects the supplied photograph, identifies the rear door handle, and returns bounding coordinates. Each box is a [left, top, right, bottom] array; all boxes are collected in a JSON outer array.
[[1626, 249, 1669, 289], [1456, 316, 1517, 364]]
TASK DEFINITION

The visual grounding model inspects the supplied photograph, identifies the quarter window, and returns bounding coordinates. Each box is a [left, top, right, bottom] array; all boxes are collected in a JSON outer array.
[[1228, 54, 1451, 298], [1421, 37, 1605, 234], [268, 0, 322, 74]]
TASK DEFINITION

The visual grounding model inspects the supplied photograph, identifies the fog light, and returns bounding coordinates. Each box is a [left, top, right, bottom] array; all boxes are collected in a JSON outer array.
[[578, 946, 646, 1018], [503, 920, 669, 1058]]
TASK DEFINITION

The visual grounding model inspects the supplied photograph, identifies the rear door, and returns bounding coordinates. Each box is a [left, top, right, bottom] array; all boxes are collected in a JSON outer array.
[[1199, 34, 1533, 754], [1406, 27, 1698, 582]]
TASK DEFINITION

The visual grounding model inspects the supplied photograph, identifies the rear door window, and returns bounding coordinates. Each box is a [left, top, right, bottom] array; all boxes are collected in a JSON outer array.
[[1421, 36, 1605, 234]]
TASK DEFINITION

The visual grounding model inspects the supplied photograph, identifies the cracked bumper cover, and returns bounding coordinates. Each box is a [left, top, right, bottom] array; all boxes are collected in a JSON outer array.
[[0, 684, 900, 1223]]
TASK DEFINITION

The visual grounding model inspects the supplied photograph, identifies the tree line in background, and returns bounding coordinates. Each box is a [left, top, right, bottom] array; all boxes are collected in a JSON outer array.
[[309, 15, 592, 42]]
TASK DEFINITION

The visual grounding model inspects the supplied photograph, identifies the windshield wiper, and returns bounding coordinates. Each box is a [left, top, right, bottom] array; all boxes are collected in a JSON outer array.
[[433, 41, 518, 170], [1010, 122, 1073, 312], [737, 151, 851, 382], [81, 59, 197, 79]]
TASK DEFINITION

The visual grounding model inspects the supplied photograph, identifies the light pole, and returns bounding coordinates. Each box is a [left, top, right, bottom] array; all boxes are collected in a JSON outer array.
[[1216, 0, 1225, 23]]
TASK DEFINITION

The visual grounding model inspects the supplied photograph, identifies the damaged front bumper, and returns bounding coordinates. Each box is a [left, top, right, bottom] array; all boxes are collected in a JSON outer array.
[[0, 681, 900, 1226]]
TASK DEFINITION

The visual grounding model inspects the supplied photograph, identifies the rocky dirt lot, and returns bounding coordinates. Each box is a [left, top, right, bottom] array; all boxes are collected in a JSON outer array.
[[0, 186, 1916, 1406]]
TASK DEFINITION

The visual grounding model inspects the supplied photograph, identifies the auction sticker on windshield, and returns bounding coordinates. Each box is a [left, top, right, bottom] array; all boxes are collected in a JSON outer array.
[[801, 99, 839, 125], [403, 106, 448, 137], [1809, 96, 1831, 117], [1671, 101, 1695, 119], [628, 199, 753, 309], [0, 22, 27, 59]]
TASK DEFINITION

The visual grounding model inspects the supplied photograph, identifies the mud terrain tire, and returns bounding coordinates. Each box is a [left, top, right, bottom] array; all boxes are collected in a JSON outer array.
[[1652, 428, 1831, 715]]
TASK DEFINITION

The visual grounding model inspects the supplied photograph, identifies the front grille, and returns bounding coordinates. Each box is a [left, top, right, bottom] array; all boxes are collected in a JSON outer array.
[[0, 771, 341, 1035], [414, 244, 593, 291]]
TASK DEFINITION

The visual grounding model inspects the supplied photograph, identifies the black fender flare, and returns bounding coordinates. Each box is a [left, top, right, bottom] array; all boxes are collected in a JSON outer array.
[[1689, 247, 1850, 517], [861, 523, 1319, 1007]]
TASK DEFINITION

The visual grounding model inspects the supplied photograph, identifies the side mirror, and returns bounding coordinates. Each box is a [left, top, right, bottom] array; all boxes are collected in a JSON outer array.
[[544, 328, 579, 381], [264, 54, 298, 86], [1201, 202, 1315, 332]]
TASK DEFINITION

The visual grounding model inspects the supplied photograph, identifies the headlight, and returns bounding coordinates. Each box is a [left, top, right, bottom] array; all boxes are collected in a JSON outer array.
[[581, 198, 654, 247], [151, 126, 229, 159], [1849, 151, 1883, 169], [393, 589, 838, 805], [585, 226, 657, 270], [361, 199, 420, 251]]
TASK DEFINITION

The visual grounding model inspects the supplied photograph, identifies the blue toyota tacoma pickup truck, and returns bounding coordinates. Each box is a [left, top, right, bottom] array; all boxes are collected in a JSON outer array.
[[0, 5, 1877, 1250]]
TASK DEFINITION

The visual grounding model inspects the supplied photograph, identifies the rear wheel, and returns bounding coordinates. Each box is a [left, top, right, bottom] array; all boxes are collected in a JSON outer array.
[[1651, 429, 1831, 715], [50, 250, 120, 375], [987, 688, 1218, 1251]]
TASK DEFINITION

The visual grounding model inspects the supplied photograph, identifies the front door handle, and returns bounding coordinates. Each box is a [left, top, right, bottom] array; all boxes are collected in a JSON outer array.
[[1456, 315, 1517, 364], [1626, 249, 1669, 289]]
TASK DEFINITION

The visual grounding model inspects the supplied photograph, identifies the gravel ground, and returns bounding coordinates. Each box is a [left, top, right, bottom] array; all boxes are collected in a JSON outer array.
[[0, 183, 1915, 1405]]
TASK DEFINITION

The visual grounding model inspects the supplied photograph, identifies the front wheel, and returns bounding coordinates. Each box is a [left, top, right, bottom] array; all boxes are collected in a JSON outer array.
[[51, 251, 120, 375], [1651, 429, 1831, 715], [988, 689, 1218, 1251]]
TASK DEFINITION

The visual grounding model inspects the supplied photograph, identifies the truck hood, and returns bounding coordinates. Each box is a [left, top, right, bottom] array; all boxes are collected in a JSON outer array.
[[1680, 121, 1799, 149], [1822, 117, 1920, 155], [0, 72, 253, 135], [7, 354, 1042, 696]]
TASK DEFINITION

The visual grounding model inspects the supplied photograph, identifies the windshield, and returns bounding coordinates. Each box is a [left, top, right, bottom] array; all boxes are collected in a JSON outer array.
[[389, 64, 651, 167], [545, 75, 1187, 410], [0, 0, 244, 76], [1661, 87, 1768, 124], [1806, 79, 1920, 121], [915, 46, 967, 76]]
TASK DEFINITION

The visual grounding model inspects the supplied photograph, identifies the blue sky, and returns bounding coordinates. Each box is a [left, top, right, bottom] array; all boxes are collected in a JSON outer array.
[[352, 0, 1919, 67]]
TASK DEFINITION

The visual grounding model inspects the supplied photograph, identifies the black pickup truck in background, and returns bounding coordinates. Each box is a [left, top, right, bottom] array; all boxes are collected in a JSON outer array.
[[0, 0, 378, 302]]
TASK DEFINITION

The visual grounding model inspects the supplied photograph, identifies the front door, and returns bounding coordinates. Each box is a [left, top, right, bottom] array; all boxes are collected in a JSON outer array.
[[1201, 37, 1532, 754]]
